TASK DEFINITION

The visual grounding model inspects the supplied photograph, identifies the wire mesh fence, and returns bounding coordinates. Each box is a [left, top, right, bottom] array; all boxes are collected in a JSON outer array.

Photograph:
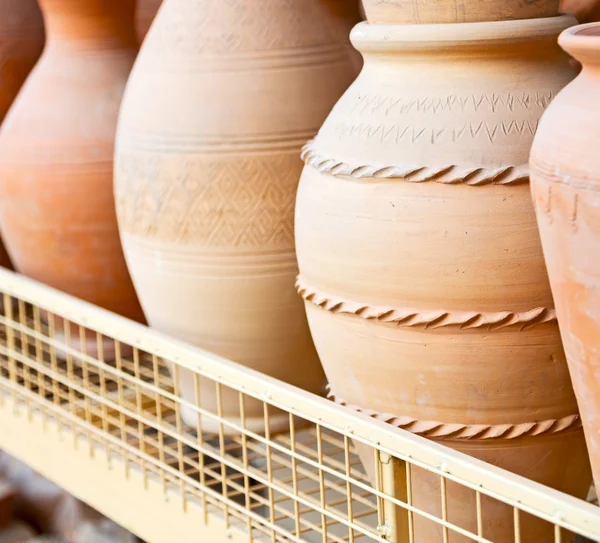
[[0, 268, 599, 543]]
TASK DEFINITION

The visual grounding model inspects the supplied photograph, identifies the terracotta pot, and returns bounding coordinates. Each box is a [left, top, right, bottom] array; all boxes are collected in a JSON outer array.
[[0, 0, 144, 358], [115, 0, 358, 434], [361, 0, 559, 24], [530, 22, 600, 497], [560, 0, 600, 22], [0, 0, 45, 272], [135, 0, 162, 43], [0, 0, 44, 123], [296, 15, 591, 541]]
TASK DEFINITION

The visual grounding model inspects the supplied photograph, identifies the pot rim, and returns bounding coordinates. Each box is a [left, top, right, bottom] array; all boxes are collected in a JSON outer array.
[[559, 22, 600, 66], [350, 15, 575, 52]]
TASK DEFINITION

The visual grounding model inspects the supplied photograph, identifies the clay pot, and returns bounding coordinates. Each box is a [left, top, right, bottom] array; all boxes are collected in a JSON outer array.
[[115, 0, 358, 434], [0, 0, 44, 123], [135, 0, 162, 43], [362, 0, 559, 24], [0, 0, 144, 357], [0, 0, 45, 272], [296, 15, 591, 542], [530, 22, 600, 498], [561, 0, 600, 22]]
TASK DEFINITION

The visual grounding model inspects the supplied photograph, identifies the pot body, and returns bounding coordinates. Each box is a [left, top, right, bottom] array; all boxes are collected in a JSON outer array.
[[0, 0, 144, 338], [530, 22, 600, 496], [296, 16, 591, 541], [0, 0, 45, 271], [115, 0, 358, 434]]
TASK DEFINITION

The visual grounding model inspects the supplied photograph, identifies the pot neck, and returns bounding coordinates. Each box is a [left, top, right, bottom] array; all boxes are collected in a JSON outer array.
[[39, 0, 136, 48], [350, 15, 575, 58], [559, 23, 600, 73]]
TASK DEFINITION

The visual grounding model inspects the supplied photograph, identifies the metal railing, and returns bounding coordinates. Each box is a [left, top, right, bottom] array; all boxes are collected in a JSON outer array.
[[0, 267, 598, 543]]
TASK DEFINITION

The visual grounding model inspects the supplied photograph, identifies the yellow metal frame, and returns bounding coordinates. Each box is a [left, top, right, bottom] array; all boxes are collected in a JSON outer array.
[[0, 267, 598, 543]]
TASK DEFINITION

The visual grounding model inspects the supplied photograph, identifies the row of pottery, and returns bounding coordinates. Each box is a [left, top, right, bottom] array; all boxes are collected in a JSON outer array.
[[0, 0, 361, 424], [0, 0, 600, 541]]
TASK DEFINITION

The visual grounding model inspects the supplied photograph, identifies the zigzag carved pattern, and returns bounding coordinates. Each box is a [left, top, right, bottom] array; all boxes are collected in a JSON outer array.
[[301, 141, 529, 185], [296, 276, 556, 330], [116, 151, 298, 247], [327, 387, 581, 440]]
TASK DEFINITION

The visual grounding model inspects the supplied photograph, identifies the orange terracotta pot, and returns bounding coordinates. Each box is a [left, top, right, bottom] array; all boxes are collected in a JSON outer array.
[[296, 16, 591, 541], [0, 0, 44, 125], [135, 0, 162, 43], [531, 22, 600, 498], [560, 0, 600, 22], [361, 0, 559, 24], [0, 0, 143, 356], [115, 0, 359, 434], [0, 0, 45, 272]]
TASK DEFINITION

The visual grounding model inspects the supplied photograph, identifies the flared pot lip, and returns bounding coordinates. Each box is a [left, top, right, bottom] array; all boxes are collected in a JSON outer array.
[[350, 14, 576, 52], [559, 22, 600, 66]]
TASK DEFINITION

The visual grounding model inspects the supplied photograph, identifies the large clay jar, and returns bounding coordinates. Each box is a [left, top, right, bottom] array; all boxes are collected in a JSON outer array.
[[531, 22, 600, 497], [115, 0, 358, 434], [135, 0, 162, 43], [296, 15, 591, 542], [0, 0, 45, 271], [0, 0, 143, 357]]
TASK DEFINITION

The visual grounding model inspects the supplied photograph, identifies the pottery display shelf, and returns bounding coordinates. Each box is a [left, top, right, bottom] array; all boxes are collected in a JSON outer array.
[[0, 268, 599, 543]]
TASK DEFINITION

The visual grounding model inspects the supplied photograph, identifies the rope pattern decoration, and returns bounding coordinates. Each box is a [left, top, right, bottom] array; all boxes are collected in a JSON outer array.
[[301, 141, 529, 185], [296, 276, 556, 330], [327, 387, 581, 440]]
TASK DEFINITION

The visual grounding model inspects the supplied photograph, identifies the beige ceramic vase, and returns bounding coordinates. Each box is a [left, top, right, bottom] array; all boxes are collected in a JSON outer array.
[[296, 15, 591, 542], [115, 0, 359, 434], [531, 22, 600, 497], [0, 0, 45, 272], [0, 0, 143, 358]]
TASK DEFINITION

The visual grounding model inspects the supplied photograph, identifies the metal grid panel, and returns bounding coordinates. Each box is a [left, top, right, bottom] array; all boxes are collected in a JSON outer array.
[[0, 268, 599, 543]]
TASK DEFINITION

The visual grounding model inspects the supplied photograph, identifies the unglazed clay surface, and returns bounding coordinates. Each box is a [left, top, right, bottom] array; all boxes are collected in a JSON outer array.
[[362, 0, 559, 24], [0, 0, 45, 271], [115, 0, 359, 434], [530, 22, 600, 496], [0, 0, 143, 326], [296, 16, 591, 541]]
